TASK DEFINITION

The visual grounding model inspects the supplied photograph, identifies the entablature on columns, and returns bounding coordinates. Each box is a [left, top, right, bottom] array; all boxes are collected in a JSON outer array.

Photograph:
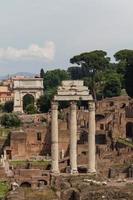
[[51, 80, 96, 174], [54, 80, 93, 102], [54, 95, 93, 101]]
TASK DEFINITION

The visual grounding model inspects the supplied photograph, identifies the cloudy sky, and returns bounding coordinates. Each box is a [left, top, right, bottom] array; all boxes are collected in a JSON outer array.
[[0, 0, 133, 75]]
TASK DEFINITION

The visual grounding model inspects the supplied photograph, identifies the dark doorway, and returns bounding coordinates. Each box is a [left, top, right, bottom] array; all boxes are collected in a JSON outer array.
[[68, 190, 80, 200], [6, 150, 12, 159], [38, 180, 47, 187], [126, 122, 133, 139], [20, 182, 31, 188], [23, 94, 34, 111]]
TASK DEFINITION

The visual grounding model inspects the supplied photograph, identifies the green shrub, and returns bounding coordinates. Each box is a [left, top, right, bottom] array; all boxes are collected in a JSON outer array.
[[0, 113, 21, 128]]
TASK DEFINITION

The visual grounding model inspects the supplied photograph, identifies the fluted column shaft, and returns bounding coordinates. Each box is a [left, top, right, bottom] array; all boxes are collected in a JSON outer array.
[[70, 101, 78, 174], [88, 101, 96, 173], [51, 101, 59, 173]]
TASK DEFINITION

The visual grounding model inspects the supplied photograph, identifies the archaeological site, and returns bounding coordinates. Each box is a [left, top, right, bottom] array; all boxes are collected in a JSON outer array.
[[0, 78, 133, 200]]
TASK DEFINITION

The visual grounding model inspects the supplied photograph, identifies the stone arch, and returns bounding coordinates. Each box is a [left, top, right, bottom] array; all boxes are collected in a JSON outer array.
[[13, 78, 43, 113], [61, 188, 80, 200], [23, 93, 35, 111], [20, 182, 31, 188], [38, 179, 48, 187], [78, 130, 88, 144], [126, 122, 133, 139], [95, 114, 105, 121]]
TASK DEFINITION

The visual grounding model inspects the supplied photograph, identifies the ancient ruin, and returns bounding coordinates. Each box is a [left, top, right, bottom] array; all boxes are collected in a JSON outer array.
[[0, 80, 133, 199], [51, 80, 96, 174], [13, 77, 43, 112]]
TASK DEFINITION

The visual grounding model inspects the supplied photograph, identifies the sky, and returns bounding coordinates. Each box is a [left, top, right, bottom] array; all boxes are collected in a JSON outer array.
[[0, 0, 133, 75]]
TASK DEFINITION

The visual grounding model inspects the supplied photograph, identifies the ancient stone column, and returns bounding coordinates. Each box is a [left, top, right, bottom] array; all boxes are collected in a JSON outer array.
[[70, 101, 78, 174], [51, 101, 59, 173], [88, 101, 96, 173]]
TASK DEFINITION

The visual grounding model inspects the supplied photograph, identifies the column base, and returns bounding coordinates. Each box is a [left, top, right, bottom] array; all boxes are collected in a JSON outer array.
[[51, 169, 60, 174], [87, 169, 96, 174], [70, 169, 78, 174]]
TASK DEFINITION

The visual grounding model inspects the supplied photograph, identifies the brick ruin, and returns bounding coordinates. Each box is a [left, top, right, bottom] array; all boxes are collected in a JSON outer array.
[[0, 94, 132, 177]]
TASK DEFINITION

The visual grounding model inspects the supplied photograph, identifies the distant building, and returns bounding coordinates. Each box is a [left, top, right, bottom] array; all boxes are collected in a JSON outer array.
[[0, 85, 13, 104]]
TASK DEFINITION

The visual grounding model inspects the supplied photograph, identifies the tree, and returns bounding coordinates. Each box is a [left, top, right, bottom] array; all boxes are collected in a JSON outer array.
[[114, 49, 133, 90], [40, 68, 45, 78], [0, 104, 4, 113], [37, 88, 56, 113], [125, 60, 133, 98], [70, 50, 110, 73], [3, 101, 14, 113], [23, 94, 34, 112], [114, 49, 133, 62], [0, 113, 21, 127], [25, 104, 37, 114], [44, 69, 70, 90], [103, 72, 121, 98], [70, 50, 110, 100], [68, 66, 83, 80]]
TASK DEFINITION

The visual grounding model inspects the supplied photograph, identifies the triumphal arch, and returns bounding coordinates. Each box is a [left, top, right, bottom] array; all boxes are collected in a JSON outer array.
[[13, 77, 43, 112], [51, 80, 96, 174]]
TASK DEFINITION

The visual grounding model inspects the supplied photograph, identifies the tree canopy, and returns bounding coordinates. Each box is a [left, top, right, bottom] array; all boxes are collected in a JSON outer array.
[[70, 50, 111, 100], [70, 50, 110, 74], [0, 113, 21, 127], [3, 101, 14, 113], [44, 69, 70, 90], [125, 59, 133, 98]]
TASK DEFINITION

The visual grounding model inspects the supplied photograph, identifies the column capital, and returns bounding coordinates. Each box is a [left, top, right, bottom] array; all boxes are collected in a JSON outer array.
[[51, 101, 58, 110], [70, 101, 77, 110], [88, 101, 95, 112]]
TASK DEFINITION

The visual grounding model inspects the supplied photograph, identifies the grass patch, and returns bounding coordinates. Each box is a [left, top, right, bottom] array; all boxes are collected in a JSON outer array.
[[0, 128, 10, 138], [10, 160, 51, 168], [0, 181, 9, 199], [25, 188, 57, 200], [117, 138, 133, 148], [112, 163, 130, 169]]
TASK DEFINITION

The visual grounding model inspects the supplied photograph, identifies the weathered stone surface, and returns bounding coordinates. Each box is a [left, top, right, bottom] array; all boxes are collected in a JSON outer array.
[[60, 188, 80, 200], [60, 181, 71, 190], [13, 77, 43, 112], [54, 80, 92, 101], [6, 188, 59, 200], [81, 187, 133, 200]]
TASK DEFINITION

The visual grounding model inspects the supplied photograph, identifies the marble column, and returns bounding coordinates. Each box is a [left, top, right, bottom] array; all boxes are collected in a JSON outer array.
[[51, 101, 59, 173], [88, 101, 96, 173], [70, 101, 78, 174]]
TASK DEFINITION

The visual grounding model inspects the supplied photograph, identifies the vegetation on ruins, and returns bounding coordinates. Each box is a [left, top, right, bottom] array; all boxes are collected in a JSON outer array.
[[125, 60, 133, 98], [37, 69, 70, 113], [24, 104, 37, 114], [3, 100, 14, 113], [23, 94, 35, 111], [0, 113, 21, 127], [0, 181, 9, 199], [0, 49, 132, 114], [69, 50, 110, 100], [36, 49, 133, 113], [40, 68, 45, 79], [10, 160, 51, 169]]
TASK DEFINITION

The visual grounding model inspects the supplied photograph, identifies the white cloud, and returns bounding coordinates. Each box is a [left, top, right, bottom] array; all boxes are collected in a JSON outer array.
[[0, 41, 55, 61]]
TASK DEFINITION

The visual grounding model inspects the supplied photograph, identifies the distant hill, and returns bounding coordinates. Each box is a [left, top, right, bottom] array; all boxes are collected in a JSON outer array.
[[0, 72, 36, 80]]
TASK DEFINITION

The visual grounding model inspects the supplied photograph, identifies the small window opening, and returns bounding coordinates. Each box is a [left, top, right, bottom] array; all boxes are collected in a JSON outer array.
[[37, 132, 41, 141], [100, 124, 104, 130]]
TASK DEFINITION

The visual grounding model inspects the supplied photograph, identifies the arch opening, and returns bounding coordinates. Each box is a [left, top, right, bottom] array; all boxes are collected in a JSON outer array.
[[126, 122, 133, 139], [96, 114, 105, 121], [68, 190, 80, 200], [20, 182, 31, 188], [78, 131, 88, 144], [38, 180, 48, 187], [23, 94, 35, 111], [69, 191, 80, 200]]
